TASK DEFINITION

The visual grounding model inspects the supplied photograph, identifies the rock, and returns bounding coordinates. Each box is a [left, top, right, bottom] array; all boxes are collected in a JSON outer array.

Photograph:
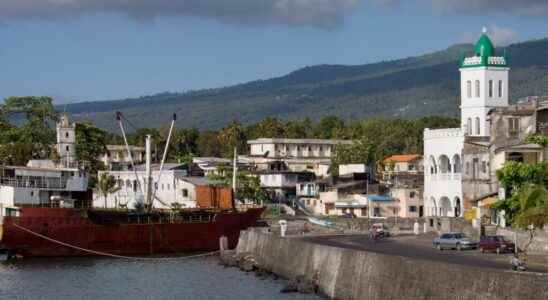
[[280, 282, 298, 294], [239, 259, 255, 272], [219, 250, 238, 267]]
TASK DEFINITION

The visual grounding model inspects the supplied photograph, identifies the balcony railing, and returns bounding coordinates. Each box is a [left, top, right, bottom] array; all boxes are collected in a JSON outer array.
[[425, 173, 462, 182], [0, 177, 68, 190]]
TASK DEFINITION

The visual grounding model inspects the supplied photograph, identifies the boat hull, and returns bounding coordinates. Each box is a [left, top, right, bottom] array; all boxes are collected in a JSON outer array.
[[0, 207, 264, 257]]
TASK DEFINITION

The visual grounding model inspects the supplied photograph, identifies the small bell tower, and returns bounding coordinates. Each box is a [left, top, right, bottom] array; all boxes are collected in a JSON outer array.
[[56, 113, 76, 167]]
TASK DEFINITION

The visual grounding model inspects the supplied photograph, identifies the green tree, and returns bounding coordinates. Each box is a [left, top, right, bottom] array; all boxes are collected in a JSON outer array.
[[96, 173, 120, 209], [218, 120, 247, 157], [493, 161, 548, 226], [331, 139, 376, 176], [0, 96, 58, 163], [209, 167, 269, 204], [75, 122, 107, 187], [196, 131, 222, 157]]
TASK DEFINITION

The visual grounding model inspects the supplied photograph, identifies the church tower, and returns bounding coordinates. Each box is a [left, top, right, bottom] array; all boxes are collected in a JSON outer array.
[[56, 113, 76, 167], [460, 28, 509, 137]]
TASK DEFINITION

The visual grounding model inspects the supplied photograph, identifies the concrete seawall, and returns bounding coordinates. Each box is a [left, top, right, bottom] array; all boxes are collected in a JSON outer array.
[[235, 229, 548, 300]]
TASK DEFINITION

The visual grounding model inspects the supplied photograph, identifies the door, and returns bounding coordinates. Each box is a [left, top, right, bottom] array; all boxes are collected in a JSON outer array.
[[419, 206, 424, 218]]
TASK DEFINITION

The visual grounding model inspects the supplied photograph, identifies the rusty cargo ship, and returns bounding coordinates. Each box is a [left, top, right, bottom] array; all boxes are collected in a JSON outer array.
[[0, 205, 264, 257]]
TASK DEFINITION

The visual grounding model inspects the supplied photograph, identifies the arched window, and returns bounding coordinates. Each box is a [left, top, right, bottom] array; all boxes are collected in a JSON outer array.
[[488, 80, 493, 98], [475, 117, 480, 135], [498, 80, 503, 98], [466, 81, 472, 98], [467, 118, 472, 135], [475, 80, 480, 97]]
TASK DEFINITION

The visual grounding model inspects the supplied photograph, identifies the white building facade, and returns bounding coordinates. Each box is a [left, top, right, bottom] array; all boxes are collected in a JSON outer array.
[[424, 29, 510, 218]]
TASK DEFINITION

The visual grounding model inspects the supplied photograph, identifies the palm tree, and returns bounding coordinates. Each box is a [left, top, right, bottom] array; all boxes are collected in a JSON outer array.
[[514, 184, 548, 229], [97, 173, 120, 209]]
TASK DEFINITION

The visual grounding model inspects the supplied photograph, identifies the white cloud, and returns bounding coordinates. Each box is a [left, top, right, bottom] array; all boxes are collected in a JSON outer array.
[[459, 25, 519, 47], [430, 0, 548, 16], [0, 0, 361, 29]]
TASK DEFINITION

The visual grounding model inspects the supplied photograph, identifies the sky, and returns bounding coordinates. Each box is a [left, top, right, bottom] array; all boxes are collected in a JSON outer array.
[[1, 0, 547, 104]]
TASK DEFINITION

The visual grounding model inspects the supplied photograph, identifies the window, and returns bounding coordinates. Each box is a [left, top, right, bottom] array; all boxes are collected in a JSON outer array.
[[155, 182, 158, 190], [182, 189, 188, 197], [161, 184, 164, 191], [465, 162, 470, 175], [498, 80, 503, 98], [409, 191, 416, 198], [475, 117, 480, 135], [30, 191, 34, 197], [467, 118, 472, 135], [65, 132, 69, 138], [466, 80, 472, 98], [409, 206, 417, 213], [488, 80, 493, 98], [475, 80, 480, 97], [373, 207, 381, 217], [66, 146, 70, 151], [167, 184, 170, 190], [481, 161, 487, 173], [509, 118, 519, 136]]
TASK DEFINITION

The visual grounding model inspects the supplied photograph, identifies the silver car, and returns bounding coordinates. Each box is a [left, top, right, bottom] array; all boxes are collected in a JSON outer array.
[[433, 233, 478, 250]]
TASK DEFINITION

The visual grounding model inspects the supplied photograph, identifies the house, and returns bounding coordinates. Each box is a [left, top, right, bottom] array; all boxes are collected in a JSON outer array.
[[247, 138, 352, 177], [0, 160, 89, 220], [99, 144, 145, 171], [382, 154, 424, 218], [464, 98, 548, 227], [259, 171, 315, 203], [296, 170, 369, 216]]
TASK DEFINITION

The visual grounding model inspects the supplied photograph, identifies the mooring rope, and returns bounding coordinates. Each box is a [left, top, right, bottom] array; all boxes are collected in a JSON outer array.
[[11, 223, 219, 261]]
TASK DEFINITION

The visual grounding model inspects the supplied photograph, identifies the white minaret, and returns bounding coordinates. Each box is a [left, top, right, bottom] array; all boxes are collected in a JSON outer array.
[[56, 113, 76, 167], [460, 27, 509, 137]]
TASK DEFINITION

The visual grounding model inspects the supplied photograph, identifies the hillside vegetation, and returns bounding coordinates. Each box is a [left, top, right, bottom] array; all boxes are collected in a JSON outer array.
[[63, 38, 548, 131]]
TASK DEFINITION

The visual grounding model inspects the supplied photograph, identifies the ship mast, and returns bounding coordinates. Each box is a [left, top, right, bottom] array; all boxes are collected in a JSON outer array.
[[145, 135, 153, 208], [232, 146, 238, 197]]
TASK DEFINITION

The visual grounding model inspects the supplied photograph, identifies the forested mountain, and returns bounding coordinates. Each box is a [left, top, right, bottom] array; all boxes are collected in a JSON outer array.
[[62, 38, 548, 131]]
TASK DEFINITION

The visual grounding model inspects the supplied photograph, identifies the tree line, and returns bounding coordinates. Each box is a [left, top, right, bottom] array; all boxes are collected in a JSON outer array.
[[1, 96, 459, 177]]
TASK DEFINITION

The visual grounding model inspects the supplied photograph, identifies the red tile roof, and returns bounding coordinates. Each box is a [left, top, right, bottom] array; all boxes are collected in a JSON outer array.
[[384, 154, 422, 163]]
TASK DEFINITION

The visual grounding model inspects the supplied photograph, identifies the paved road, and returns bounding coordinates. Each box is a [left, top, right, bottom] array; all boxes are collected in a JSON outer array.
[[300, 233, 548, 274]]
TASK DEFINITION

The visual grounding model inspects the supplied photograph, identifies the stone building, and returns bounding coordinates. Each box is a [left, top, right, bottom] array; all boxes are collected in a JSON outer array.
[[464, 98, 548, 226]]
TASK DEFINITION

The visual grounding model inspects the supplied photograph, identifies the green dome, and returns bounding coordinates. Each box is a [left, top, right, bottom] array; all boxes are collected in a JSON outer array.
[[474, 33, 495, 57]]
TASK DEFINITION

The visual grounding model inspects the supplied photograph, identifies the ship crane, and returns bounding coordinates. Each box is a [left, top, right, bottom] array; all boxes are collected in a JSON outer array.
[[115, 111, 176, 210]]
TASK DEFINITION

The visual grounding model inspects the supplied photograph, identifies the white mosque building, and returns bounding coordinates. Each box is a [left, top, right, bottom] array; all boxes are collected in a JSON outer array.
[[423, 28, 509, 218]]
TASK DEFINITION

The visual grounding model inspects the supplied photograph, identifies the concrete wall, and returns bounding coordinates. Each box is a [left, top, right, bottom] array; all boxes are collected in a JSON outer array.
[[236, 229, 548, 300]]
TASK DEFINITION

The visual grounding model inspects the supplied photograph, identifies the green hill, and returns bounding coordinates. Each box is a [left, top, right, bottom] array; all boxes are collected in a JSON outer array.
[[63, 38, 548, 131]]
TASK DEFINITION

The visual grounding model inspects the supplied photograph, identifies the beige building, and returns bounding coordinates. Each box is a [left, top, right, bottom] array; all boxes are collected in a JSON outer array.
[[247, 138, 352, 177], [99, 145, 145, 171]]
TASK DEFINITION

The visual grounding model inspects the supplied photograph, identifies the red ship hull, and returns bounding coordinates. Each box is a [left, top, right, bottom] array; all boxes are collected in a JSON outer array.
[[0, 207, 264, 257]]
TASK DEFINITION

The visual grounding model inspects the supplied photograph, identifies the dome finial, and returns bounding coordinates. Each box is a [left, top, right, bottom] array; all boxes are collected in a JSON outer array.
[[482, 26, 488, 34]]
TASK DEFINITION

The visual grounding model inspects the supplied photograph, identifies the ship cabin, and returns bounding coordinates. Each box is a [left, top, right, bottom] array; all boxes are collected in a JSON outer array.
[[0, 160, 89, 222]]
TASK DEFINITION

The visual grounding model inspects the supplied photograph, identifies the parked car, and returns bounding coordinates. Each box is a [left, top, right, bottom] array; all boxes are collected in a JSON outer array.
[[433, 233, 478, 250], [478, 235, 515, 254]]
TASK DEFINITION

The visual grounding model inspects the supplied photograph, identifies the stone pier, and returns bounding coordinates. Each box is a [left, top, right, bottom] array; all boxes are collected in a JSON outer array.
[[233, 228, 548, 300]]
